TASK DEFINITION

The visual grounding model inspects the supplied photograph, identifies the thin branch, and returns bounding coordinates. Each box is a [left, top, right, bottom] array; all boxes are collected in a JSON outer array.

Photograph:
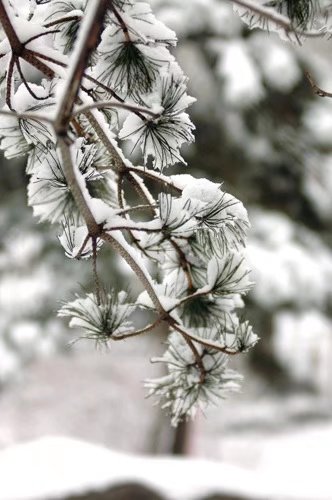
[[0, 0, 22, 53], [116, 169, 155, 259], [5, 55, 15, 109], [168, 287, 211, 312], [83, 73, 148, 121], [173, 323, 240, 356], [44, 15, 82, 29], [24, 29, 60, 45], [127, 165, 182, 194], [112, 316, 163, 340], [54, 0, 109, 134], [116, 204, 158, 215], [182, 335, 206, 384], [84, 109, 128, 171], [106, 224, 160, 232], [30, 50, 149, 123], [15, 56, 50, 101], [117, 171, 125, 209], [101, 230, 166, 314], [27, 48, 67, 69], [74, 232, 90, 259], [305, 70, 332, 98], [108, 0, 131, 43], [57, 137, 101, 236], [169, 238, 194, 290], [230, 0, 326, 38], [22, 48, 56, 78], [73, 100, 160, 118], [92, 236, 101, 305], [125, 171, 156, 214]]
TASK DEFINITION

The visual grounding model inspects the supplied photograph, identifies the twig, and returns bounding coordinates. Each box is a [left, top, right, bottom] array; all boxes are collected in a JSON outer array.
[[57, 137, 101, 236], [92, 236, 101, 305], [305, 70, 332, 98], [54, 0, 109, 134], [182, 335, 206, 384], [44, 15, 82, 29], [116, 204, 158, 215], [112, 316, 163, 340], [73, 100, 160, 118], [127, 165, 182, 194], [230, 0, 326, 39], [101, 230, 165, 313], [173, 323, 240, 356]]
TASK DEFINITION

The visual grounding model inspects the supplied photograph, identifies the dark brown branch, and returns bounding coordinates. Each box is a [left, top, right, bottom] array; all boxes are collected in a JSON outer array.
[[101, 231, 165, 313], [92, 236, 101, 305], [27, 48, 67, 68], [115, 172, 154, 259], [75, 232, 90, 259], [230, 0, 326, 39], [57, 137, 101, 236], [24, 30, 60, 45], [173, 323, 240, 356], [305, 71, 332, 98], [0, 0, 22, 54], [127, 166, 182, 194], [112, 316, 163, 340], [108, 1, 131, 42], [6, 55, 15, 109], [22, 49, 55, 78], [15, 57, 50, 101], [54, 0, 110, 135], [44, 15, 82, 29], [170, 238, 193, 290], [182, 335, 206, 384], [125, 171, 156, 217]]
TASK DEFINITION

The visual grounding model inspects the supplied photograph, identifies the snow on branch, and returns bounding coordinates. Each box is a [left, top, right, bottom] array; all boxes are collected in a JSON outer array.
[[231, 0, 329, 40]]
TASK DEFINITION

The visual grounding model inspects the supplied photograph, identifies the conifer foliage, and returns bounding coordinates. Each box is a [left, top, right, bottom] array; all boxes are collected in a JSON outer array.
[[0, 0, 260, 425], [233, 0, 330, 36]]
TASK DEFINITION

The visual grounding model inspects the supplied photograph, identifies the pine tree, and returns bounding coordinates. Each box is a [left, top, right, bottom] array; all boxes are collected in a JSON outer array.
[[2, 0, 331, 425], [0, 0, 259, 425]]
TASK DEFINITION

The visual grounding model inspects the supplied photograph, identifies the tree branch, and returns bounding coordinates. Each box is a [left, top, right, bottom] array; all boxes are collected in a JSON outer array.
[[305, 70, 332, 98], [230, 0, 326, 39], [112, 316, 163, 340], [54, 0, 109, 135], [173, 323, 240, 356], [0, 0, 22, 54], [73, 100, 160, 118], [57, 137, 101, 236], [101, 231, 165, 314]]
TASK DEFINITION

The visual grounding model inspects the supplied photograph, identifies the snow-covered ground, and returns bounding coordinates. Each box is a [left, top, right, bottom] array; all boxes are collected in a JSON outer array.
[[0, 436, 270, 500], [1, 429, 332, 500], [0, 349, 332, 500]]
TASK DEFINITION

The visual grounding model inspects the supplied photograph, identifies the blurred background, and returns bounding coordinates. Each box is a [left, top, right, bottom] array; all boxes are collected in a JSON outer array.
[[1, 1, 332, 499]]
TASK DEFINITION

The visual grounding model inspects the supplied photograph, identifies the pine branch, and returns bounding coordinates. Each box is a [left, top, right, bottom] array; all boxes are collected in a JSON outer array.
[[57, 137, 101, 236], [73, 100, 160, 118], [230, 0, 325, 37], [101, 231, 166, 314], [112, 316, 163, 340], [54, 0, 110, 134]]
